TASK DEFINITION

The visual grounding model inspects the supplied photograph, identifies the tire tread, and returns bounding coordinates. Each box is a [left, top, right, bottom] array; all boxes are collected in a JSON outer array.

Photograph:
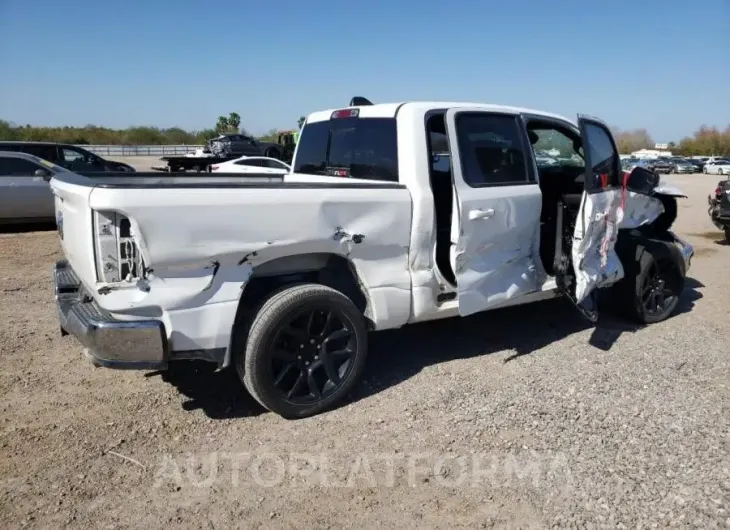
[[236, 283, 367, 418]]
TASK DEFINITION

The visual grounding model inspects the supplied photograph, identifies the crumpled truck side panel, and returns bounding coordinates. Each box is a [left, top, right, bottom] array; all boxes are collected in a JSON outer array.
[[88, 185, 413, 352]]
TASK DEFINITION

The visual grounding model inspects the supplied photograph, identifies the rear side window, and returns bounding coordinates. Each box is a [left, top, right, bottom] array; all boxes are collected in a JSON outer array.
[[293, 117, 399, 182], [0, 157, 41, 175], [23, 145, 59, 162], [235, 159, 262, 167], [0, 144, 23, 152]]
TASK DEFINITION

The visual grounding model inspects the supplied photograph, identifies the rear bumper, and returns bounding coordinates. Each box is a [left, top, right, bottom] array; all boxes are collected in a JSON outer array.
[[708, 195, 730, 226], [54, 260, 168, 370]]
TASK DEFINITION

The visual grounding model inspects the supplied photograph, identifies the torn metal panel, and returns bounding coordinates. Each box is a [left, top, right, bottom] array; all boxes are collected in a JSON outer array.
[[652, 183, 687, 198], [571, 188, 665, 303]]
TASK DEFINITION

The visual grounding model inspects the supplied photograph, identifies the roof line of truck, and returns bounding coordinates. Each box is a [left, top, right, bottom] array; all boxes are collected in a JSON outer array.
[[305, 101, 575, 125]]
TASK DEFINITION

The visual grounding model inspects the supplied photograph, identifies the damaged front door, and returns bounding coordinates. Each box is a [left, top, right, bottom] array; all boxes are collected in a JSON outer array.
[[569, 114, 625, 320], [444, 108, 543, 317]]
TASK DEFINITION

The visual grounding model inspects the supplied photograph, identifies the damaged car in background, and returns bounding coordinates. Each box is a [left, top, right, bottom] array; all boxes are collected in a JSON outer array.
[[708, 176, 730, 241], [50, 97, 694, 419]]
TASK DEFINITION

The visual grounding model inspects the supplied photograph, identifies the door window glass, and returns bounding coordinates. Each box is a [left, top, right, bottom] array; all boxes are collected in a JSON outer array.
[[454, 113, 532, 187]]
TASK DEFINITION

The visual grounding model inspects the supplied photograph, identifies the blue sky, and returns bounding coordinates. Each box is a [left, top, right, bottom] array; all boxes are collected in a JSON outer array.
[[0, 0, 728, 141]]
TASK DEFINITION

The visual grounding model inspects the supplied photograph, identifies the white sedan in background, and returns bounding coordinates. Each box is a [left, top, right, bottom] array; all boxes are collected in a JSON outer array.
[[704, 159, 730, 175], [210, 156, 291, 174]]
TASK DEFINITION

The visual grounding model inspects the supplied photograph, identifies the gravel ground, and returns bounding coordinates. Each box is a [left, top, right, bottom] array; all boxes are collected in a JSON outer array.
[[1, 173, 729, 529]]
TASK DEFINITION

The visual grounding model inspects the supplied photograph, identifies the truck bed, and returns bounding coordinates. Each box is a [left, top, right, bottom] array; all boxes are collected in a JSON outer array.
[[64, 171, 404, 189]]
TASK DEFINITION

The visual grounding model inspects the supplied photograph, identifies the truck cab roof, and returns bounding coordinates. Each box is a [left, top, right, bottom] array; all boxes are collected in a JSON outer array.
[[305, 101, 576, 127]]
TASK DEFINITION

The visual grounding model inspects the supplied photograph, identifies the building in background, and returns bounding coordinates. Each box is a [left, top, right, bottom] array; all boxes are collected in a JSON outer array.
[[631, 147, 673, 159]]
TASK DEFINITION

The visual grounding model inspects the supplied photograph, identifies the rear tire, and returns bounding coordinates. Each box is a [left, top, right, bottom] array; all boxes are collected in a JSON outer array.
[[236, 283, 368, 419], [724, 226, 730, 242], [620, 246, 683, 324]]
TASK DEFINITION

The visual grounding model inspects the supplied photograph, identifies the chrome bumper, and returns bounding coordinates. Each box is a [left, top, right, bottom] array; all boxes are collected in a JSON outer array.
[[54, 260, 168, 370]]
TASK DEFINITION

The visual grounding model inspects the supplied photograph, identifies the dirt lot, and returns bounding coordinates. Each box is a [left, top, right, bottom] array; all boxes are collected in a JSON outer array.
[[1, 173, 729, 529]]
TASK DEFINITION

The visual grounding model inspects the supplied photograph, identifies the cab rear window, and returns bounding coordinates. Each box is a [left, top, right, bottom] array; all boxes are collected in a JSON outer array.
[[293, 117, 398, 182]]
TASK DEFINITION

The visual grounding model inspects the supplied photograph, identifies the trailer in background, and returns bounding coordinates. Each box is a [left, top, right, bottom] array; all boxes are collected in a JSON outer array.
[[151, 154, 237, 172]]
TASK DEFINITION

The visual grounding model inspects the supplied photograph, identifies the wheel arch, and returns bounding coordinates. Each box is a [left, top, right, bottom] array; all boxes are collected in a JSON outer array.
[[223, 252, 373, 368], [615, 230, 688, 283]]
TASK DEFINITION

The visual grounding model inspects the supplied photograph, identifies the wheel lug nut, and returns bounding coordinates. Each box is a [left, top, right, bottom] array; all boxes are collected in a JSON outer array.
[[309, 339, 315, 344], [297, 355, 302, 360], [305, 361, 310, 366], [314, 355, 319, 360]]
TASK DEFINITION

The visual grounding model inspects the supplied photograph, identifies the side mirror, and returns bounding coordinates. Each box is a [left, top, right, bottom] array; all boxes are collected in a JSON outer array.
[[35, 168, 52, 181], [626, 165, 660, 194]]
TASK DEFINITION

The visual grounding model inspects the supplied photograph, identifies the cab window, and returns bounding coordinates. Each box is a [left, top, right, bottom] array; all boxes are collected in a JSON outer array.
[[294, 117, 399, 182], [528, 128, 585, 169]]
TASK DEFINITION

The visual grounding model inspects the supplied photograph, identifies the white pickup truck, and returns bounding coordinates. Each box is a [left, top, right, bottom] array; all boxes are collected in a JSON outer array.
[[51, 98, 694, 418]]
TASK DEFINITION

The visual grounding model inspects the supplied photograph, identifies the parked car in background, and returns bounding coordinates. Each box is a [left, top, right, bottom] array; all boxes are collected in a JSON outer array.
[[0, 151, 68, 224], [645, 157, 674, 174], [207, 134, 285, 160], [688, 159, 705, 172], [670, 158, 697, 174], [209, 156, 291, 174], [0, 141, 135, 173], [704, 160, 730, 175]]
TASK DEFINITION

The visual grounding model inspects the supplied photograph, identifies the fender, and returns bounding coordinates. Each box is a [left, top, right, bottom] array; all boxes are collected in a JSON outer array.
[[652, 183, 687, 198]]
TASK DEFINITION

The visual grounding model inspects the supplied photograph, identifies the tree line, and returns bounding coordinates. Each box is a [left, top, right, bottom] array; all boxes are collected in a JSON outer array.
[[612, 125, 730, 156], [1, 115, 728, 156]]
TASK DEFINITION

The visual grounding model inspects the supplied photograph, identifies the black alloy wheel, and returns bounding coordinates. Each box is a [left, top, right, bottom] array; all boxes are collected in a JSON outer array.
[[238, 284, 368, 418], [268, 306, 357, 404], [639, 259, 678, 321]]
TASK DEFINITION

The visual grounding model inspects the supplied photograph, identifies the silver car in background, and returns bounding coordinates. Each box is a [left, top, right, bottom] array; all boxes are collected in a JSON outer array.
[[0, 151, 68, 224], [670, 158, 697, 174]]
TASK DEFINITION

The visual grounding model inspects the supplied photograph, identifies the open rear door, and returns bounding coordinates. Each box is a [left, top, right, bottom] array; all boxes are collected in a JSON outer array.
[[568, 114, 625, 320], [444, 108, 544, 316]]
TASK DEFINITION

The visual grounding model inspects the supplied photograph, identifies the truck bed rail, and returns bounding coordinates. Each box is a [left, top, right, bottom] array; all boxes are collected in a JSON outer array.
[[55, 171, 404, 190]]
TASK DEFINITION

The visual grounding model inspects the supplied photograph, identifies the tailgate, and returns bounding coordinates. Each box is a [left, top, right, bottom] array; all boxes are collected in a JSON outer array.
[[50, 177, 96, 290]]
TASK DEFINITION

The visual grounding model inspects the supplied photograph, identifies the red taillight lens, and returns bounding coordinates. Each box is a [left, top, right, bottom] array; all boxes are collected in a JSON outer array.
[[715, 186, 723, 196]]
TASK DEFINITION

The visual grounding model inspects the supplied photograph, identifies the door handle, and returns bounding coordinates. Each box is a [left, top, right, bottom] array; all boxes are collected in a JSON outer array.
[[469, 208, 495, 220]]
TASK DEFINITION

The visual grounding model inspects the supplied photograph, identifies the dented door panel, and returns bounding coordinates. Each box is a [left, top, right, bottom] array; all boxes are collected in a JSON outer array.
[[444, 108, 543, 316]]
